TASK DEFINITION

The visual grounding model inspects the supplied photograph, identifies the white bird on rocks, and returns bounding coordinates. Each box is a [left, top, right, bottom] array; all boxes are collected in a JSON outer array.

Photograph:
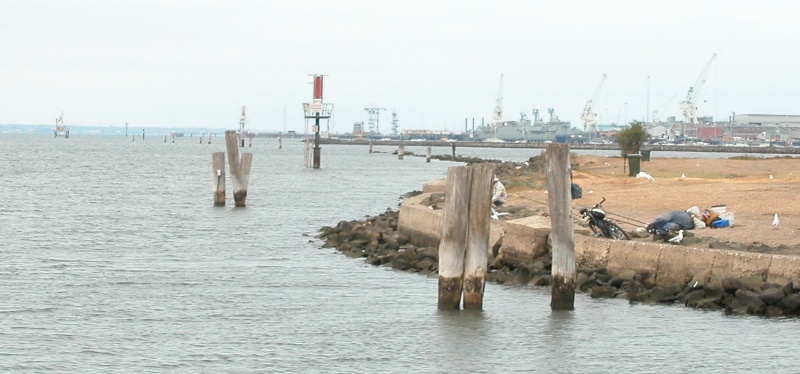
[[588, 189, 594, 194], [773, 214, 780, 229], [668, 230, 684, 244], [769, 175, 774, 180], [680, 173, 686, 179]]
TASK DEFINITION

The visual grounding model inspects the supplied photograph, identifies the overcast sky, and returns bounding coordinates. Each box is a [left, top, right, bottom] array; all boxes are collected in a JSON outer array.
[[2, 0, 798, 133]]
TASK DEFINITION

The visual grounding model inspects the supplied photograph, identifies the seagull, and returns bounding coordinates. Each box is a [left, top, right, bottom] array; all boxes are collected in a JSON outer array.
[[680, 173, 686, 179], [588, 189, 594, 194], [773, 214, 780, 229], [668, 230, 684, 244], [769, 175, 774, 180]]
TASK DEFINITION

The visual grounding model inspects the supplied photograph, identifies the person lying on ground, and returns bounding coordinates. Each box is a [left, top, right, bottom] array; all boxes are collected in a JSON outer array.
[[646, 211, 695, 235], [647, 207, 720, 235]]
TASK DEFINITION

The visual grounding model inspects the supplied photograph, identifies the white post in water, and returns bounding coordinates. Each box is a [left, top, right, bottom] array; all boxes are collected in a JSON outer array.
[[369, 141, 373, 154], [546, 143, 576, 310], [398, 144, 404, 160], [212, 152, 226, 206], [208, 131, 212, 144], [463, 163, 492, 309], [438, 166, 472, 309], [426, 146, 432, 163], [225, 130, 253, 207]]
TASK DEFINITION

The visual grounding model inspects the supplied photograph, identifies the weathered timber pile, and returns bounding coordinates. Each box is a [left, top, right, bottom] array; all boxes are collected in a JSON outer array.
[[317, 209, 800, 318]]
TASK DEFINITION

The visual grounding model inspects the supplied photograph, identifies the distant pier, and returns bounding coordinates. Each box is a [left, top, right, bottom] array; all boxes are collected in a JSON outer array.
[[319, 139, 800, 155]]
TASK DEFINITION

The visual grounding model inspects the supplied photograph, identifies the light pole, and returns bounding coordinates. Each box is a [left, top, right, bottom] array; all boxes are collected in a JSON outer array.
[[646, 76, 650, 124]]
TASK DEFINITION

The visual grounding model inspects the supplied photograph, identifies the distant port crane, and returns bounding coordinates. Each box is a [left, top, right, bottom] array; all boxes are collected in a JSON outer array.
[[581, 73, 607, 134], [680, 53, 717, 127], [492, 74, 504, 131]]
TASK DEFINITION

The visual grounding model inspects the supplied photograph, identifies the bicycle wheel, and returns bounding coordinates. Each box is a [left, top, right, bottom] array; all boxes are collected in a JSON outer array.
[[606, 222, 632, 240]]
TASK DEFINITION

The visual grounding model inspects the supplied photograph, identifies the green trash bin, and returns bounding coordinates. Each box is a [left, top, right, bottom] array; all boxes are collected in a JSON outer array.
[[640, 149, 651, 162], [627, 154, 641, 176]]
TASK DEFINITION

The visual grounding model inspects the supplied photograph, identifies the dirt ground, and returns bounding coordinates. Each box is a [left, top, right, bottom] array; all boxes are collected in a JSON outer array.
[[505, 154, 800, 252]]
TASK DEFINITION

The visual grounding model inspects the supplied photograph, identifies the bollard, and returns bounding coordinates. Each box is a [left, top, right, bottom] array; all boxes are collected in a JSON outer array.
[[438, 166, 472, 310], [278, 135, 282, 149], [546, 143, 576, 310], [212, 152, 226, 206], [249, 136, 252, 147], [208, 131, 212, 144], [462, 163, 492, 309], [369, 141, 373, 154], [225, 131, 253, 207], [164, 135, 167, 142], [426, 146, 431, 163], [398, 145, 404, 160]]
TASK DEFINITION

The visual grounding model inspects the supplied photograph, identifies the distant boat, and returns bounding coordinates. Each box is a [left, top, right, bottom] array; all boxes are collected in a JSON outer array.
[[54, 113, 70, 138]]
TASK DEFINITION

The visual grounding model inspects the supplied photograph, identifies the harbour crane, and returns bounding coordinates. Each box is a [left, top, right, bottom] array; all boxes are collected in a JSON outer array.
[[492, 74, 503, 130], [651, 94, 677, 125], [679, 53, 717, 126], [581, 74, 607, 134]]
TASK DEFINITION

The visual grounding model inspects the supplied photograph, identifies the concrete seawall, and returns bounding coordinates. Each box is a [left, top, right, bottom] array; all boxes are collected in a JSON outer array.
[[399, 182, 800, 288]]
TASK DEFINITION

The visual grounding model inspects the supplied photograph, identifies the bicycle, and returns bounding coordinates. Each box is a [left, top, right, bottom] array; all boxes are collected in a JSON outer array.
[[579, 197, 632, 240]]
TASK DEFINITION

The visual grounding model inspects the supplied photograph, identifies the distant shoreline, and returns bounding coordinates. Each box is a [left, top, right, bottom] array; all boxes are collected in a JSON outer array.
[[319, 138, 800, 155]]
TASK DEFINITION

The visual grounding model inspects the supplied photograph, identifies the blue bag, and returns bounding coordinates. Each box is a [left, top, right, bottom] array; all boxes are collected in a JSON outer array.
[[711, 219, 729, 228]]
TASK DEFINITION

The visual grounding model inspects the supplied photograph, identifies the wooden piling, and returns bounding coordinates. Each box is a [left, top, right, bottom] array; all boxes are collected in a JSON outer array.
[[463, 163, 492, 309], [212, 152, 226, 206], [398, 145, 404, 160], [369, 141, 373, 153], [426, 146, 431, 163], [225, 130, 253, 207], [545, 143, 576, 310], [438, 166, 472, 310]]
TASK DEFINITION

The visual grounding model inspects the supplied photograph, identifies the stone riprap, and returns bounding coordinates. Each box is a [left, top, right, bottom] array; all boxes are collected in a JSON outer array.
[[318, 205, 800, 318]]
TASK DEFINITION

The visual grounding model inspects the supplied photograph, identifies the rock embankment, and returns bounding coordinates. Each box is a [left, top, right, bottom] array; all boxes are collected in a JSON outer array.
[[317, 209, 800, 318]]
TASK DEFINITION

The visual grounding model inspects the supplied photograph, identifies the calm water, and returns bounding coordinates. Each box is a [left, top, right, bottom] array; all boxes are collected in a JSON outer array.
[[1, 135, 798, 373]]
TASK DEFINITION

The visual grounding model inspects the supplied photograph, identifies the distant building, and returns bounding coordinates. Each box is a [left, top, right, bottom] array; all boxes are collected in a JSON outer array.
[[647, 125, 669, 140], [735, 114, 800, 126]]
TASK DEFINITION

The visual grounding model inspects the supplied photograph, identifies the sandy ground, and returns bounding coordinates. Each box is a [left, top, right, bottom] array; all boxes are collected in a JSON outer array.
[[505, 154, 800, 251]]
